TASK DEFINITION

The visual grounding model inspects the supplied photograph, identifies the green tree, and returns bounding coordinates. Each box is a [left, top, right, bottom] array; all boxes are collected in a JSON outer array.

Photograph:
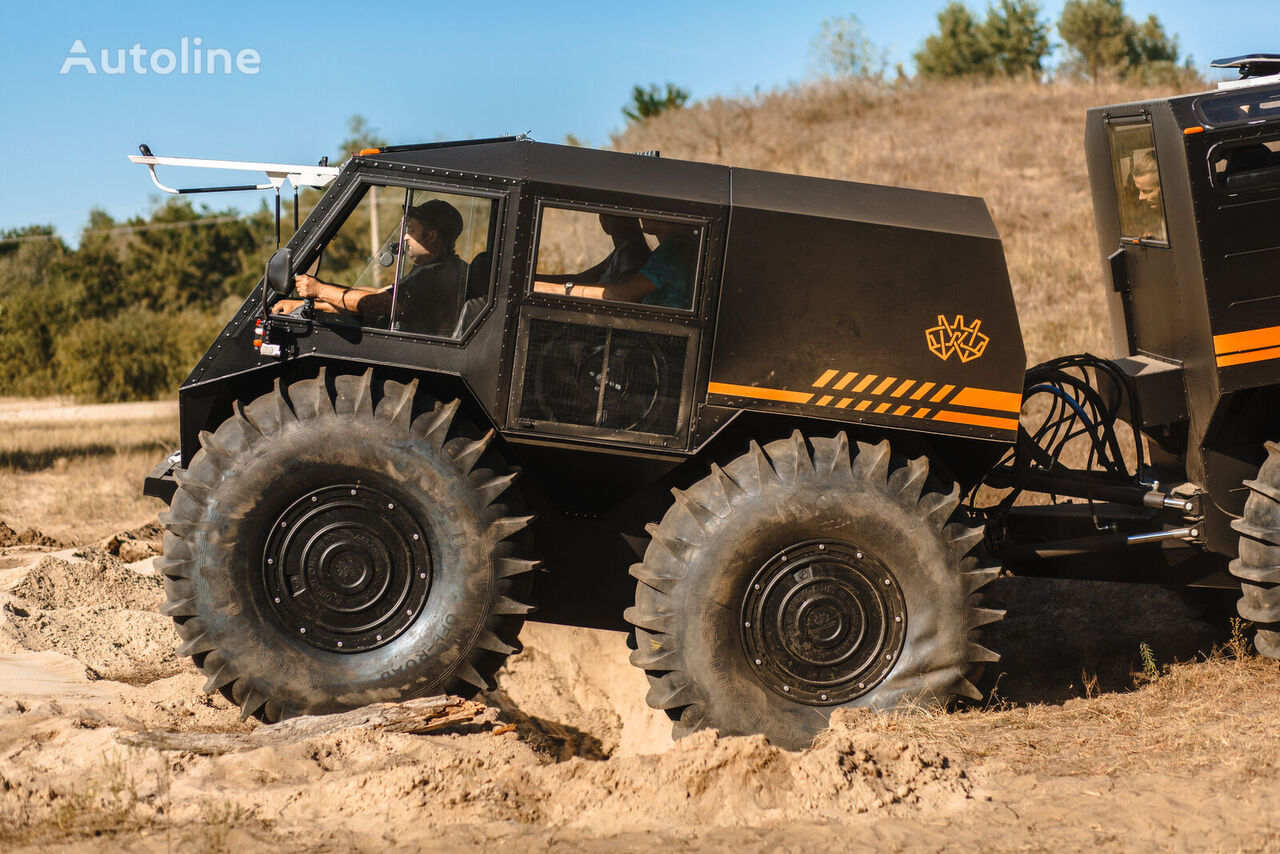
[[810, 14, 884, 79], [622, 83, 690, 123], [1058, 0, 1187, 82], [983, 0, 1051, 76], [915, 3, 993, 79]]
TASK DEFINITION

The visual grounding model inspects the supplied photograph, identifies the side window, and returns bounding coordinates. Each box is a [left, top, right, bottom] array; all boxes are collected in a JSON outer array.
[[306, 185, 497, 339], [1106, 122, 1169, 245], [531, 205, 700, 311], [389, 189, 496, 338], [1210, 139, 1280, 193], [313, 185, 409, 306]]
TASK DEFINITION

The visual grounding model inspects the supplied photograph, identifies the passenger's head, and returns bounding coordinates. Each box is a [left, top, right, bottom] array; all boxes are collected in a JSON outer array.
[[1131, 149, 1162, 212], [598, 214, 644, 239], [405, 199, 464, 261]]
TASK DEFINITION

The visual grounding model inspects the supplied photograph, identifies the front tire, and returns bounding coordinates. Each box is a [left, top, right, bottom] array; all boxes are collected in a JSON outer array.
[[157, 369, 536, 721], [624, 432, 1002, 750]]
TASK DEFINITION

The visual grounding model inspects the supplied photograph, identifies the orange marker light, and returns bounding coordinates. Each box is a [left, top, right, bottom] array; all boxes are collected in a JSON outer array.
[[358, 147, 382, 155], [1183, 126, 1205, 135]]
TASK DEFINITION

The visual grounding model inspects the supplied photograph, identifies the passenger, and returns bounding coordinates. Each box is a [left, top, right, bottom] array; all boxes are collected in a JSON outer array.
[[535, 218, 696, 309], [1129, 150, 1166, 241], [273, 199, 467, 336], [540, 215, 651, 286]]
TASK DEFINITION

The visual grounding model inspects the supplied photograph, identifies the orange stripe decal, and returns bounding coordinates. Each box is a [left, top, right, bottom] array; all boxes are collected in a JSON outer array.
[[910, 382, 936, 400], [874, 402, 891, 414], [833, 372, 857, 390], [913, 407, 931, 418], [816, 395, 834, 406], [707, 382, 815, 404], [855, 400, 872, 411], [930, 384, 956, 403], [871, 376, 897, 396], [1217, 346, 1280, 367], [836, 397, 852, 409], [1214, 324, 1280, 356], [812, 369, 840, 388], [852, 375, 877, 393], [890, 380, 915, 398], [933, 410, 1019, 431], [950, 386, 1023, 413], [893, 404, 911, 416]]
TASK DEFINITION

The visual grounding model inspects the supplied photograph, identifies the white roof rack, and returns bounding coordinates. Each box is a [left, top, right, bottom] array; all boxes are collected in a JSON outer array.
[[127, 149, 341, 195]]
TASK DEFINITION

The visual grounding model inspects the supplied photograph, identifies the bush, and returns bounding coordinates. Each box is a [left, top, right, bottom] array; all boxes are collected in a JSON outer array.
[[54, 307, 224, 402]]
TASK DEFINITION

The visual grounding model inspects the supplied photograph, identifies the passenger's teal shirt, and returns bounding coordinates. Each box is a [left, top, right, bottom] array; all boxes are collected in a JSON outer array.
[[638, 236, 694, 308]]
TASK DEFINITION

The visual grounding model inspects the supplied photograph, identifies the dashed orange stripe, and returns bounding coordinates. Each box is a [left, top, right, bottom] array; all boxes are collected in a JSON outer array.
[[871, 376, 897, 396], [910, 382, 936, 400], [812, 369, 840, 388], [709, 372, 1020, 435]]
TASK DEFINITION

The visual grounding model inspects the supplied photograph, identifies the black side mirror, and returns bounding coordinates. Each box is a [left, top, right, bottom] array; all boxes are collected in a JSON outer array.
[[266, 247, 294, 296]]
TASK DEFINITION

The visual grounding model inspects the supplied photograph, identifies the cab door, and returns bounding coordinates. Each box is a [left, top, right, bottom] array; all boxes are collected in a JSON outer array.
[[504, 198, 719, 451]]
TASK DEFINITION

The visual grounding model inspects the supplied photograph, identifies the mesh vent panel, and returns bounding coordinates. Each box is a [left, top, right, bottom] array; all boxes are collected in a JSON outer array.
[[520, 318, 686, 435]]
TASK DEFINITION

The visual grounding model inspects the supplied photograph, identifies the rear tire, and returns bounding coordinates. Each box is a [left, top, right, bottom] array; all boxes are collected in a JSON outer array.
[[157, 368, 536, 721], [624, 431, 1002, 750], [1231, 441, 1280, 658]]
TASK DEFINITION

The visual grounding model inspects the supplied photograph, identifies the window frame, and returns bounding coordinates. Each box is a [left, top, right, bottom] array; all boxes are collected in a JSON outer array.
[[293, 174, 508, 343], [526, 198, 708, 316], [1105, 116, 1171, 248]]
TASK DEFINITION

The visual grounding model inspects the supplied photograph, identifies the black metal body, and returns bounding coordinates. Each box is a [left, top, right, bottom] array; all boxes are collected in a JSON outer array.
[[148, 138, 1024, 627]]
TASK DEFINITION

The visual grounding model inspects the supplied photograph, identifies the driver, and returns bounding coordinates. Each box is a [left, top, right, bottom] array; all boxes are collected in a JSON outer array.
[[273, 199, 467, 336]]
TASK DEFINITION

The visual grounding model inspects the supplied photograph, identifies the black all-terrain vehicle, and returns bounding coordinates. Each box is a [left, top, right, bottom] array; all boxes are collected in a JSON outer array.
[[137, 56, 1280, 749]]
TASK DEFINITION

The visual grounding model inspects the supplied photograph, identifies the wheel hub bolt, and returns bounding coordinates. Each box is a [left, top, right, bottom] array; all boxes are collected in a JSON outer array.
[[783, 685, 790, 692], [336, 641, 343, 648], [376, 634, 382, 641], [820, 694, 828, 701], [388, 503, 394, 510], [419, 572, 427, 579], [744, 621, 751, 628], [299, 627, 306, 634], [413, 534, 420, 541], [350, 489, 357, 495], [755, 658, 762, 665], [818, 544, 825, 550], [856, 552, 863, 559], [274, 597, 281, 604]]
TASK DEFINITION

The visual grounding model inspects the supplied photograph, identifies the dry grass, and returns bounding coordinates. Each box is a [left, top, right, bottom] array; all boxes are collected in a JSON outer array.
[[0, 407, 176, 544], [614, 77, 1203, 363]]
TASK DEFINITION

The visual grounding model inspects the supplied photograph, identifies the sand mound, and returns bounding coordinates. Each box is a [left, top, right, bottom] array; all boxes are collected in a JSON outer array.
[[2, 549, 177, 684], [11, 550, 161, 610], [0, 521, 63, 549], [100, 521, 163, 563]]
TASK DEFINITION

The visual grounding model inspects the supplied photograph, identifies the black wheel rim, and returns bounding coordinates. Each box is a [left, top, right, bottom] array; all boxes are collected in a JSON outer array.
[[741, 540, 907, 705], [263, 483, 431, 653]]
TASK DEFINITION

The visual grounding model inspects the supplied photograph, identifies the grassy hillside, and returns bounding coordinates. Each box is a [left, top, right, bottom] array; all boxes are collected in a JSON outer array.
[[613, 78, 1197, 364]]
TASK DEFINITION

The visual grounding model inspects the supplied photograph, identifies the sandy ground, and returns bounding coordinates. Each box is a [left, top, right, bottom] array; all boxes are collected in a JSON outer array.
[[2, 531, 1280, 852]]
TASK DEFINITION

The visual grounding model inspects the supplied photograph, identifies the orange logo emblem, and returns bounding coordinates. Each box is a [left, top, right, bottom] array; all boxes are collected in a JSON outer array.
[[926, 315, 989, 363]]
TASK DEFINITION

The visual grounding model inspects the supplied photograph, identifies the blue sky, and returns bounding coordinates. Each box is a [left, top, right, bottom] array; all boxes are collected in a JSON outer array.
[[0, 0, 1273, 242]]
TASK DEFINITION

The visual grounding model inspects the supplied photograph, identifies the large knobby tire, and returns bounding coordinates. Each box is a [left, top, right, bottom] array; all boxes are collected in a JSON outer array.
[[157, 368, 536, 722], [1231, 440, 1280, 658], [624, 431, 1002, 750]]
